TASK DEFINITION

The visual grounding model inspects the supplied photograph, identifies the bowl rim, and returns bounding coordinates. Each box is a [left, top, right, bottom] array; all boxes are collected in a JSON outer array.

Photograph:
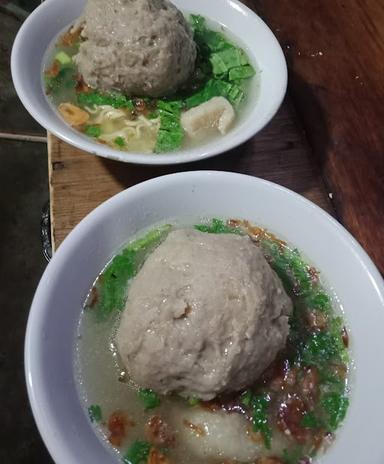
[[11, 0, 288, 165], [25, 170, 384, 464]]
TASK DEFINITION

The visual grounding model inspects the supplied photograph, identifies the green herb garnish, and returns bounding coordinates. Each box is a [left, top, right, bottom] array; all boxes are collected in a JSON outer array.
[[147, 111, 158, 119], [250, 394, 272, 449], [88, 404, 102, 423], [308, 291, 332, 313], [54, 51, 71, 65], [241, 392, 272, 449], [123, 440, 151, 464], [138, 388, 161, 410], [282, 447, 305, 464], [155, 129, 183, 152], [187, 397, 200, 407], [301, 331, 342, 366], [301, 411, 321, 429], [114, 136, 126, 147], [229, 64, 256, 81], [195, 218, 242, 235], [260, 241, 313, 296], [321, 393, 349, 431], [189, 14, 206, 33], [96, 225, 171, 319], [300, 317, 346, 366], [210, 47, 249, 77], [190, 15, 232, 53], [185, 14, 253, 108], [240, 390, 253, 407], [185, 78, 244, 108], [84, 125, 101, 137], [45, 66, 76, 94], [78, 90, 134, 110], [154, 101, 184, 153]]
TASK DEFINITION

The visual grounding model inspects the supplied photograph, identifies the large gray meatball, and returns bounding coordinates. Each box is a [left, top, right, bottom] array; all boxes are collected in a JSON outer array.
[[74, 0, 196, 97], [116, 229, 292, 400]]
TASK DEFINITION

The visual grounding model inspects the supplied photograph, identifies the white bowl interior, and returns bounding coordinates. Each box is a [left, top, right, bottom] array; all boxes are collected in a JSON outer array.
[[11, 0, 287, 165], [26, 171, 384, 464]]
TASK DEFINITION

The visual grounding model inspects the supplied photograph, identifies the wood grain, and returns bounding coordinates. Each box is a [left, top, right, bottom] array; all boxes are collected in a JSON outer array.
[[49, 98, 332, 249], [252, 0, 384, 271]]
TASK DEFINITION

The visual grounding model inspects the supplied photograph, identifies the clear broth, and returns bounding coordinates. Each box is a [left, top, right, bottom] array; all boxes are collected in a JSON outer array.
[[74, 220, 350, 464]]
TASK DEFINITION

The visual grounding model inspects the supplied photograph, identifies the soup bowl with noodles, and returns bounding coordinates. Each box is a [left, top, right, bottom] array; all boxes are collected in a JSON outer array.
[[11, 0, 287, 164]]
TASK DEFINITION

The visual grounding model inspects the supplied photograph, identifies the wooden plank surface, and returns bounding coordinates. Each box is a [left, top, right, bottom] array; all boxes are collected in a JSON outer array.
[[253, 0, 384, 272], [49, 98, 332, 249]]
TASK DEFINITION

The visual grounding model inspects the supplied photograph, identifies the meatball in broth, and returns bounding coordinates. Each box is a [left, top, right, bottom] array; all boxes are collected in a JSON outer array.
[[116, 229, 292, 400]]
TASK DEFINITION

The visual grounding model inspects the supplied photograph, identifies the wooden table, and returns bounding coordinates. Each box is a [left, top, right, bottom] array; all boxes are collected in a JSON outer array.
[[49, 0, 384, 273]]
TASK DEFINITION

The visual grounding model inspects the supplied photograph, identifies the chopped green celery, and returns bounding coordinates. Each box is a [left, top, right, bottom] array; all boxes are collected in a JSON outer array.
[[227, 83, 244, 105], [97, 226, 171, 319], [190, 15, 232, 53], [202, 30, 233, 52], [240, 390, 272, 449], [250, 394, 272, 449], [260, 236, 348, 368], [209, 47, 249, 76], [300, 322, 345, 366], [228, 64, 256, 81], [155, 101, 183, 153], [318, 366, 346, 390], [157, 100, 183, 113], [130, 226, 172, 252], [185, 79, 243, 108], [239, 49, 249, 66], [184, 79, 229, 108], [123, 441, 151, 464], [45, 66, 76, 94], [114, 136, 125, 147], [211, 79, 233, 96], [321, 393, 349, 431], [155, 129, 183, 152], [260, 241, 313, 296], [231, 79, 244, 87], [240, 390, 253, 407], [188, 397, 200, 406], [157, 112, 181, 131], [84, 125, 101, 137], [195, 218, 242, 235], [88, 404, 102, 423], [288, 249, 313, 295], [189, 14, 206, 33], [261, 240, 294, 291], [301, 411, 321, 429], [308, 291, 332, 313], [137, 388, 161, 410], [100, 251, 136, 318], [54, 51, 71, 65], [77, 91, 134, 109], [282, 447, 305, 464], [184, 80, 216, 108], [209, 52, 229, 75]]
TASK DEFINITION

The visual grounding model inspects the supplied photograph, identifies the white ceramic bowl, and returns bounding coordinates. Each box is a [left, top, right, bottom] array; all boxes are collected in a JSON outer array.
[[26, 171, 384, 463], [11, 0, 287, 165]]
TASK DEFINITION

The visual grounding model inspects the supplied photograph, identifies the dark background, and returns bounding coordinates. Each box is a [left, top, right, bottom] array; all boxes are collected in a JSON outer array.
[[0, 1, 53, 462]]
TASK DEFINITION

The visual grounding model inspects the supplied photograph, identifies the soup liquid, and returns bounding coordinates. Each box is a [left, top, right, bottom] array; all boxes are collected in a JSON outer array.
[[75, 220, 350, 464]]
